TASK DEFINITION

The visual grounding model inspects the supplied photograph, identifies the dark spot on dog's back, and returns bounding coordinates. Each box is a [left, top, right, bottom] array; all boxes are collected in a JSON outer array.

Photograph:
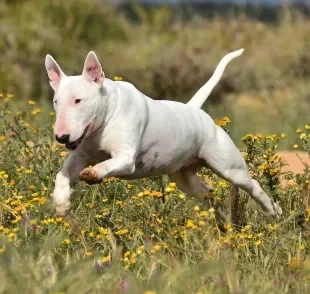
[[137, 161, 144, 169], [154, 152, 159, 158]]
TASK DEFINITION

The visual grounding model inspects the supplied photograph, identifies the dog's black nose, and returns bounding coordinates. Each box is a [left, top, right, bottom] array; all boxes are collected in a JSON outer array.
[[55, 134, 70, 144]]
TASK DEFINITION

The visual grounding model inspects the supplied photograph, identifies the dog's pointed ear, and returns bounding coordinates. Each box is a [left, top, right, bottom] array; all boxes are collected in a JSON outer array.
[[82, 51, 105, 84], [45, 55, 66, 91]]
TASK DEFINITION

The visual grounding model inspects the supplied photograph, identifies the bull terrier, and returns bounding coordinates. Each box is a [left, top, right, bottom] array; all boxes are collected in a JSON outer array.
[[45, 49, 282, 221]]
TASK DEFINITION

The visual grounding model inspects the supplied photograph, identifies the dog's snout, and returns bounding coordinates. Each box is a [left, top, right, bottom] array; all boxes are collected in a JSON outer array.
[[55, 134, 70, 144]]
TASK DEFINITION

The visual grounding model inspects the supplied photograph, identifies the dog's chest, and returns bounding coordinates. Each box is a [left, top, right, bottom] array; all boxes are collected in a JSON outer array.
[[80, 141, 111, 164]]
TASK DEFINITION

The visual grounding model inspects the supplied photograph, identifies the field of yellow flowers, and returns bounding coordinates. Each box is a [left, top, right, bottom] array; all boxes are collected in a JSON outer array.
[[0, 94, 309, 293]]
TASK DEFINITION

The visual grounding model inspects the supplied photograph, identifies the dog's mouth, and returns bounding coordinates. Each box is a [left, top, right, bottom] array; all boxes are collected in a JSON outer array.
[[66, 124, 91, 151]]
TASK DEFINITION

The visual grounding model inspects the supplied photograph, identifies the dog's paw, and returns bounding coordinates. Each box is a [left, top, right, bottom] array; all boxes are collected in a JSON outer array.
[[267, 201, 282, 219], [273, 202, 282, 216], [80, 168, 102, 185], [55, 203, 71, 217], [52, 186, 71, 216]]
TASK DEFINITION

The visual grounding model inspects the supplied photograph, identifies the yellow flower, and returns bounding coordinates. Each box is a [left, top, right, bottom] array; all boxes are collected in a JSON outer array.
[[165, 187, 173, 193], [153, 244, 161, 251], [28, 100, 36, 105], [293, 144, 298, 149], [193, 205, 200, 212], [99, 227, 109, 235], [50, 112, 55, 116], [56, 217, 63, 223], [62, 239, 71, 245], [114, 76, 123, 81], [31, 108, 42, 115], [0, 135, 6, 142], [241, 224, 251, 232], [198, 220, 205, 226], [224, 224, 232, 230], [300, 244, 306, 250], [219, 180, 228, 188], [269, 168, 279, 176], [223, 116, 231, 123], [115, 228, 129, 235], [268, 224, 279, 231], [178, 193, 185, 199], [47, 218, 55, 224], [25, 169, 32, 174], [116, 200, 123, 206], [266, 135, 274, 141], [296, 128, 302, 134], [102, 254, 111, 264], [143, 291, 155, 294], [143, 190, 151, 196], [255, 240, 262, 246], [186, 219, 197, 229], [124, 251, 131, 257], [151, 191, 163, 198], [8, 232, 15, 240]]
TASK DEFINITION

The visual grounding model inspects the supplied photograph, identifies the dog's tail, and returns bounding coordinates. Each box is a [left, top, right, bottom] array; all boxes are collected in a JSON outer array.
[[187, 48, 244, 109]]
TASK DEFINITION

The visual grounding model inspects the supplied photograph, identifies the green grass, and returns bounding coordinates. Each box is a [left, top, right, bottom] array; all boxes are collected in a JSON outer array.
[[0, 95, 310, 293]]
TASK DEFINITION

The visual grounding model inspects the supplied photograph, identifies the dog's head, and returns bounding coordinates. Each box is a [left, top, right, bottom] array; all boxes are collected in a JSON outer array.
[[45, 51, 105, 150]]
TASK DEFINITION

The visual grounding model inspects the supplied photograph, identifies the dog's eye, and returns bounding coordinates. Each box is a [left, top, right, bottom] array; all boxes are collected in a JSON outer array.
[[75, 99, 82, 104], [54, 100, 57, 104]]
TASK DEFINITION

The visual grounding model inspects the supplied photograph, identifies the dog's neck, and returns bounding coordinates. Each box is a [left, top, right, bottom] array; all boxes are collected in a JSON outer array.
[[88, 79, 120, 137]]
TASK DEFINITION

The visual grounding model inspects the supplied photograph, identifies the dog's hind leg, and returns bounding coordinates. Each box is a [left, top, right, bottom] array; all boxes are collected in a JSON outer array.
[[169, 166, 228, 224], [199, 127, 282, 218]]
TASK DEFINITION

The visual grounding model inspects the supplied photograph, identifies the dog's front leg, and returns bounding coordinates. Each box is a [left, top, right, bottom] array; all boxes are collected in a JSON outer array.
[[53, 154, 87, 216], [79, 151, 135, 185]]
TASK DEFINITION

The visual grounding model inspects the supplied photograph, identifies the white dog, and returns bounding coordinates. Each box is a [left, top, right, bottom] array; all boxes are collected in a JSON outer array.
[[45, 49, 282, 221]]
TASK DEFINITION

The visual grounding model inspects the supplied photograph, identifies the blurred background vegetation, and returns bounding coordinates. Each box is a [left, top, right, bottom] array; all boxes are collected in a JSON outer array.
[[0, 0, 309, 148]]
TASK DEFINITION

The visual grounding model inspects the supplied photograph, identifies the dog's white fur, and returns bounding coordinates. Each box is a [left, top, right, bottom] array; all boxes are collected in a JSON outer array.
[[45, 49, 282, 220]]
